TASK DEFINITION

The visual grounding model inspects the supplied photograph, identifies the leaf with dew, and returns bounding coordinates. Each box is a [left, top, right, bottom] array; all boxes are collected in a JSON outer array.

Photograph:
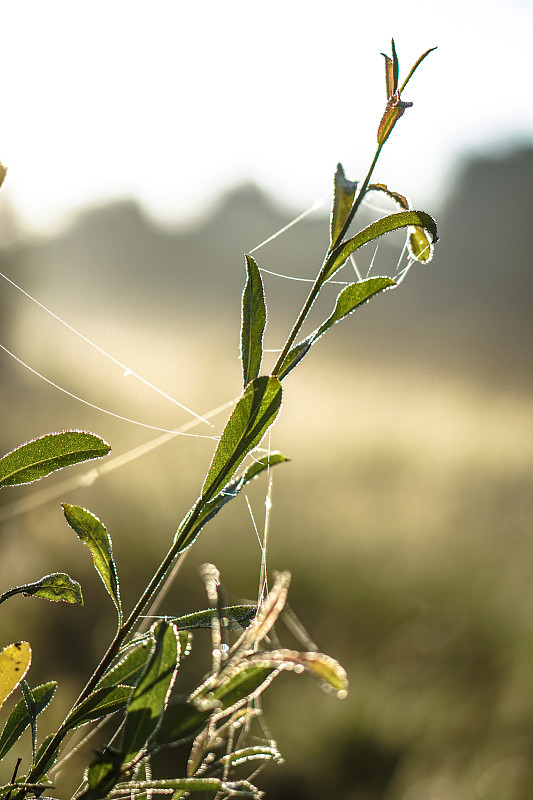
[[0, 681, 57, 762], [321, 210, 437, 284], [330, 163, 357, 246], [0, 431, 110, 488], [201, 376, 282, 503], [62, 685, 133, 732], [0, 642, 31, 710], [278, 277, 395, 379], [62, 505, 121, 623], [120, 621, 180, 765], [241, 255, 267, 387], [0, 573, 83, 606]]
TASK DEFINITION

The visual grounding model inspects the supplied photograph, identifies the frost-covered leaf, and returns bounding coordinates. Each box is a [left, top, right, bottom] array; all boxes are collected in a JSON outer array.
[[0, 681, 57, 761], [62, 505, 121, 622], [0, 642, 31, 710], [330, 163, 357, 246], [201, 376, 282, 503], [0, 431, 110, 488], [120, 621, 180, 765], [241, 255, 267, 387], [62, 685, 132, 732], [0, 573, 83, 606], [321, 210, 438, 283]]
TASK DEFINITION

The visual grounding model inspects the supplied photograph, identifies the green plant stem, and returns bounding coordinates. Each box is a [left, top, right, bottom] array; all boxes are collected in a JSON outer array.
[[272, 143, 383, 377], [20, 498, 207, 795]]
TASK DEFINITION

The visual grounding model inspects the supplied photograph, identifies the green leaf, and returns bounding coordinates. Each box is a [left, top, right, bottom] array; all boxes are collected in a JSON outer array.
[[33, 732, 59, 778], [367, 184, 434, 263], [313, 277, 396, 342], [20, 680, 37, 763], [174, 451, 288, 552], [0, 642, 31, 710], [278, 277, 395, 380], [84, 747, 124, 800], [172, 604, 256, 632], [0, 573, 83, 606], [0, 681, 57, 762], [241, 255, 267, 387], [399, 45, 438, 94], [0, 431, 110, 488], [62, 685, 133, 732], [201, 376, 282, 503], [62, 505, 121, 623], [321, 210, 438, 283], [201, 665, 277, 714], [97, 640, 155, 689], [120, 621, 180, 765], [153, 696, 210, 748], [330, 164, 357, 247]]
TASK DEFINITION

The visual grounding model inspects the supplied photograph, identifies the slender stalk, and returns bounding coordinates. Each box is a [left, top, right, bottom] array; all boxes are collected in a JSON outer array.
[[272, 143, 383, 377], [21, 497, 207, 793]]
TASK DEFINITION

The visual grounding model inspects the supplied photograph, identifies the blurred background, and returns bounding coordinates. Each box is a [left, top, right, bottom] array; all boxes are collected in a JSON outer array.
[[1, 1, 533, 798]]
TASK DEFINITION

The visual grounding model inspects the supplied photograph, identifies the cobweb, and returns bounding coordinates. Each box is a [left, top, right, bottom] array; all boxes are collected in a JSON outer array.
[[0, 189, 416, 789]]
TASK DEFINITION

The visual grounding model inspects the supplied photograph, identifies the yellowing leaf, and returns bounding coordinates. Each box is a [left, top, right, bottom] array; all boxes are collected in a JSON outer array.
[[0, 641, 31, 709]]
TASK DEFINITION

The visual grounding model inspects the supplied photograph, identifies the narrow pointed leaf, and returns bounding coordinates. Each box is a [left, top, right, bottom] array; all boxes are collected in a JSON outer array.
[[62, 505, 121, 622], [330, 164, 357, 246], [153, 696, 210, 748], [0, 573, 83, 606], [391, 38, 399, 93], [120, 621, 180, 764], [321, 210, 437, 283], [97, 640, 155, 689], [0, 163, 7, 190], [0, 642, 31, 710], [172, 605, 256, 632], [175, 451, 288, 551], [0, 681, 57, 761], [0, 431, 110, 488], [201, 376, 282, 502], [278, 277, 395, 380], [20, 680, 37, 763], [241, 255, 266, 387], [382, 53, 395, 99], [62, 685, 133, 732], [315, 277, 396, 338], [399, 45, 438, 94]]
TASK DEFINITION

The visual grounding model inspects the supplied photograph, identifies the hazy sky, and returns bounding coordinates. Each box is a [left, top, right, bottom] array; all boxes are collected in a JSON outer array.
[[1, 0, 531, 233]]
